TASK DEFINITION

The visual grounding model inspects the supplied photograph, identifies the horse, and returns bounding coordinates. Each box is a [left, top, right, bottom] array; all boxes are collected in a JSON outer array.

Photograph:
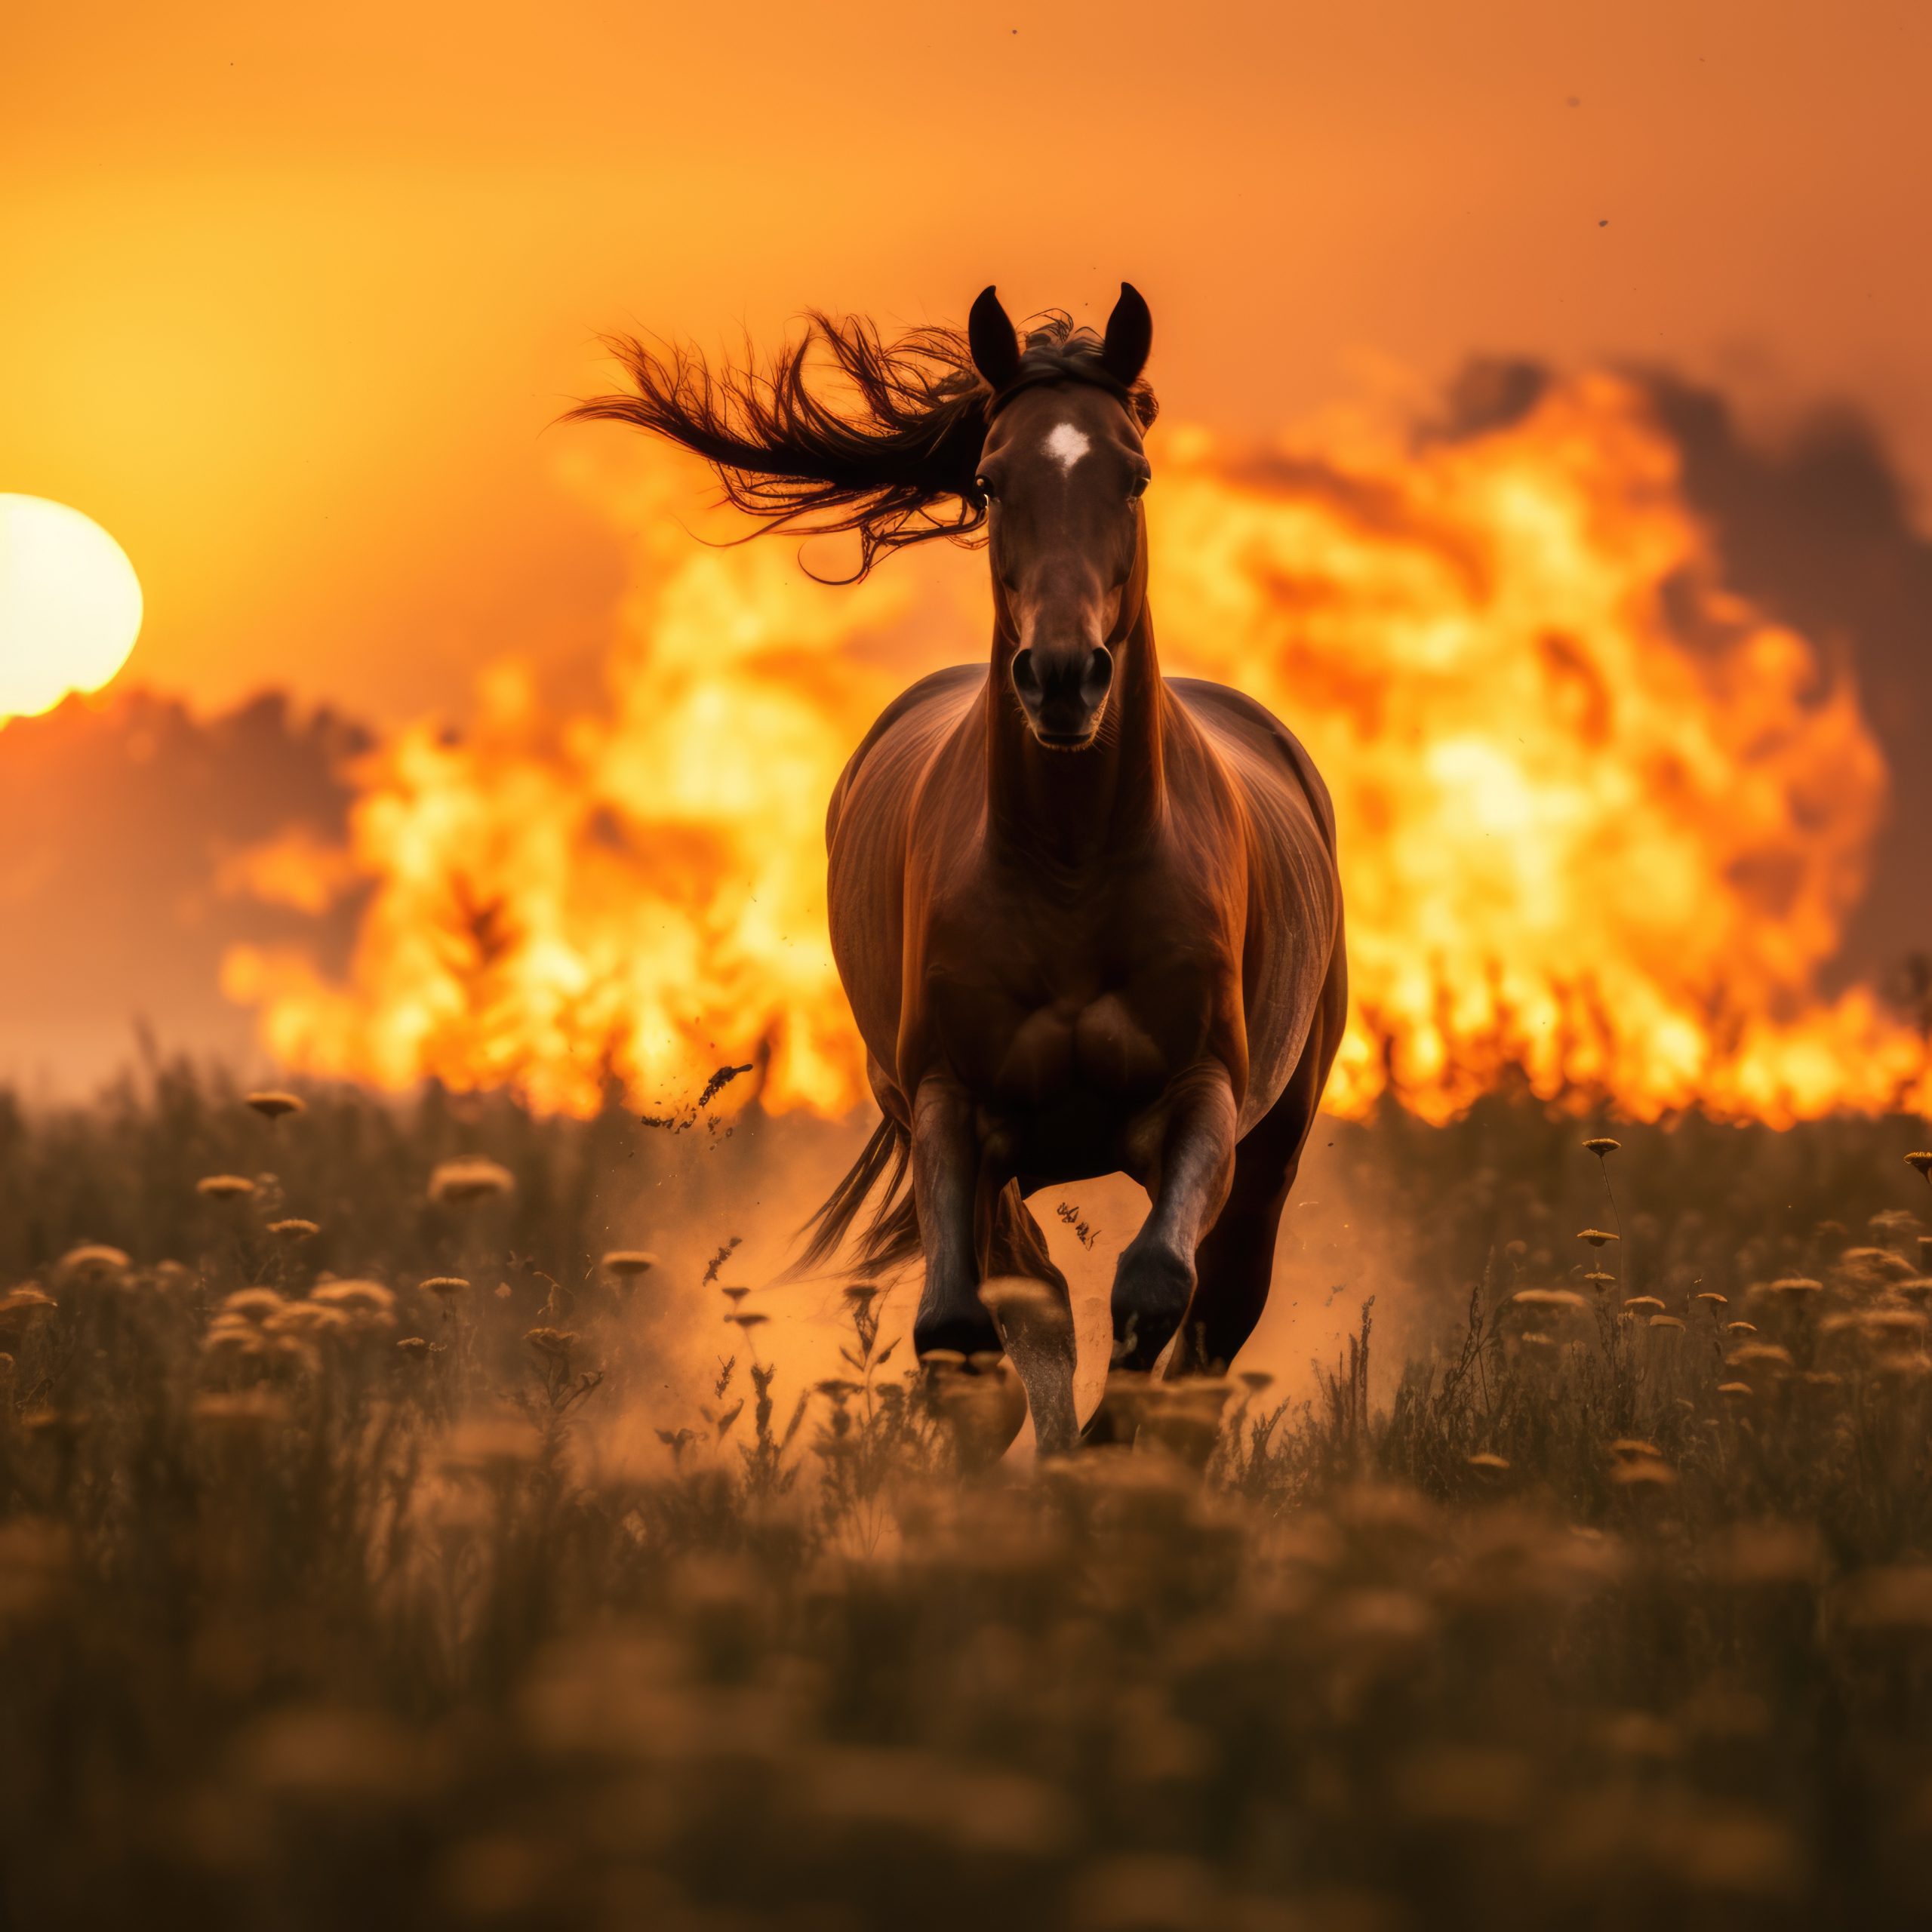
[[573, 284, 1346, 1451]]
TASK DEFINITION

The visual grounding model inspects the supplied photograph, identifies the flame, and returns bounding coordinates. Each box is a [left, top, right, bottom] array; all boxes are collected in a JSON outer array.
[[223, 371, 1932, 1127]]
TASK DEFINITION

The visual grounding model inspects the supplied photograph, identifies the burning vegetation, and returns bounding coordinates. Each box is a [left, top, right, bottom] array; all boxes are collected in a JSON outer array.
[[222, 370, 1925, 1129]]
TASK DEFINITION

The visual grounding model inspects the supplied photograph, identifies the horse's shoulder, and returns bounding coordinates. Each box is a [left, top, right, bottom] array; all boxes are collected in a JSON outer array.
[[828, 666, 984, 845], [1168, 676, 1337, 854]]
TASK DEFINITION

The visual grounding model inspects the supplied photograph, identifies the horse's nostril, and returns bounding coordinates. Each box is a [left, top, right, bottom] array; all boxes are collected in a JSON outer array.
[[1011, 649, 1041, 702], [1084, 646, 1115, 700]]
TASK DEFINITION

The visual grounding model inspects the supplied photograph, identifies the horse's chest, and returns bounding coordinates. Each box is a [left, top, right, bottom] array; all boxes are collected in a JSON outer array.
[[924, 924, 1218, 1108]]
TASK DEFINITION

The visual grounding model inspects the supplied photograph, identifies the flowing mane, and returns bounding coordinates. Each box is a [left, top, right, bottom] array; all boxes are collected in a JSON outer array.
[[566, 310, 1158, 581]]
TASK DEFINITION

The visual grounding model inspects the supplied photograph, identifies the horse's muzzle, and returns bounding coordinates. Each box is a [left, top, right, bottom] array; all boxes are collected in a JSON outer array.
[[1011, 643, 1113, 748]]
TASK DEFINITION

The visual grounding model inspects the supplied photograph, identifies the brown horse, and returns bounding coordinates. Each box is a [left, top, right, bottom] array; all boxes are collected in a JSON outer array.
[[574, 285, 1346, 1450]]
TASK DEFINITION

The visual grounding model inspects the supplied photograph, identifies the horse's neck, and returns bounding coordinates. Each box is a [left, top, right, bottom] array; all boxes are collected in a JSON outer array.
[[984, 604, 1166, 865]]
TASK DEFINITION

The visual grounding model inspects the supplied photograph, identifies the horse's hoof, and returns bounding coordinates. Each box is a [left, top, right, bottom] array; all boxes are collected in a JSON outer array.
[[913, 1308, 1001, 1363], [1109, 1242, 1195, 1371]]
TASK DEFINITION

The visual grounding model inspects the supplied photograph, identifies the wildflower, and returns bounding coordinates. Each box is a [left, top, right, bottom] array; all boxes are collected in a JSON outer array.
[[420, 1275, 469, 1297], [1611, 1457, 1677, 1491], [842, 1283, 879, 1309], [979, 1275, 1061, 1319], [245, 1091, 305, 1119], [266, 1335, 321, 1376], [1649, 1314, 1686, 1331], [1718, 1380, 1754, 1401], [23, 1409, 90, 1439], [1838, 1247, 1915, 1284], [729, 1310, 769, 1331], [1875, 1352, 1932, 1382], [815, 1378, 863, 1402], [0, 1518, 72, 1617], [442, 1418, 540, 1476], [236, 1706, 432, 1808], [721, 1285, 752, 1306], [310, 1280, 395, 1315], [1467, 1451, 1510, 1475], [267, 1218, 320, 1241], [220, 1288, 286, 1324], [58, 1244, 130, 1279], [1595, 1711, 1680, 1761], [428, 1157, 514, 1205], [1578, 1228, 1618, 1247], [1695, 1291, 1728, 1306], [601, 1250, 657, 1277], [1324, 1585, 1437, 1651], [1511, 1288, 1588, 1313], [1725, 1320, 1758, 1336], [1584, 1137, 1621, 1157], [202, 1324, 263, 1358], [1068, 1854, 1215, 1932], [395, 1336, 435, 1359], [0, 1287, 57, 1320], [1727, 1342, 1794, 1371], [1622, 1296, 1666, 1314], [196, 1174, 257, 1201], [1764, 1276, 1823, 1297], [921, 1348, 968, 1375], [264, 1303, 347, 1339], [1906, 1152, 1932, 1180], [1392, 1743, 1534, 1826], [1709, 1521, 1822, 1587], [1585, 1270, 1617, 1289], [1840, 1562, 1932, 1635], [523, 1327, 577, 1362], [1238, 1369, 1275, 1392], [1860, 1309, 1926, 1340], [192, 1390, 291, 1430], [1335, 1481, 1438, 1538], [1607, 1438, 1661, 1460]]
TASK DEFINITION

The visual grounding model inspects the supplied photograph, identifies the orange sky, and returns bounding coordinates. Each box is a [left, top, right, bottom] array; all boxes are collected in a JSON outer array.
[[6, 0, 1930, 724]]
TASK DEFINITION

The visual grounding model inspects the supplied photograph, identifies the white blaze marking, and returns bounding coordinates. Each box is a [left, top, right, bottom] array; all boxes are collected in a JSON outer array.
[[1044, 421, 1091, 473]]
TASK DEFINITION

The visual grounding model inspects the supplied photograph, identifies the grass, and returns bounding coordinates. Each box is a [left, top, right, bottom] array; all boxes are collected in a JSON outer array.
[[4, 1062, 1932, 1929]]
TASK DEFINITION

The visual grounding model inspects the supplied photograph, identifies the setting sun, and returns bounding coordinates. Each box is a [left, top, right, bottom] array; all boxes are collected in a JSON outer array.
[[0, 494, 143, 721]]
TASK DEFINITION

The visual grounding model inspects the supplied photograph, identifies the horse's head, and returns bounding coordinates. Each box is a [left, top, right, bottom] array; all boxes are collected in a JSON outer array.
[[968, 285, 1154, 751]]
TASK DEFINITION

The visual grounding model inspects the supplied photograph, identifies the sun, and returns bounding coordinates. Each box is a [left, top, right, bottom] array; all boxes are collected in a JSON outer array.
[[0, 494, 144, 721]]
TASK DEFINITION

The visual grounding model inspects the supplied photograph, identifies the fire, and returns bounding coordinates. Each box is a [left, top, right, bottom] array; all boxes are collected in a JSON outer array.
[[223, 371, 1931, 1127]]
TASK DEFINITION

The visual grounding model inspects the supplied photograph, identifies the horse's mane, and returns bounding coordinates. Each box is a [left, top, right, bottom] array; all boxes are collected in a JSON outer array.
[[565, 310, 1159, 583]]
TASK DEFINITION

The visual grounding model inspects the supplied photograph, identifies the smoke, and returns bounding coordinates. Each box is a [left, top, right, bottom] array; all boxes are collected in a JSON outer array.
[[0, 690, 364, 1094]]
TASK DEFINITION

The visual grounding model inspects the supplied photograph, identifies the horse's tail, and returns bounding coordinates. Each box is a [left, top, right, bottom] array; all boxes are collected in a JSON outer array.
[[787, 1115, 922, 1279]]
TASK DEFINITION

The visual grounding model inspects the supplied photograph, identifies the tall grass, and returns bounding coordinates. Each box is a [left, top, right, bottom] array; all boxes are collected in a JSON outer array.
[[3, 1066, 1932, 1929]]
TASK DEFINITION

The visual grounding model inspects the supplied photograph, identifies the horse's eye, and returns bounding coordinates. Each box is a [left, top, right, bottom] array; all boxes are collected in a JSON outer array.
[[1128, 475, 1150, 501]]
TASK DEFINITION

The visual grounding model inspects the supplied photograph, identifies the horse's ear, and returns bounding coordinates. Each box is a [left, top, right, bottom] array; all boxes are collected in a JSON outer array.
[[968, 286, 1023, 390], [1100, 282, 1152, 387]]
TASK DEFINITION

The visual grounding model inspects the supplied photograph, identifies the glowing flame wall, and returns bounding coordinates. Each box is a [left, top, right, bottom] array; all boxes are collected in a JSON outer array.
[[223, 373, 1930, 1126]]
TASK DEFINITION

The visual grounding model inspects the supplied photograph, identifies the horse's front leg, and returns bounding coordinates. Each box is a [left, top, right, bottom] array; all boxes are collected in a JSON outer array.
[[909, 1076, 1002, 1361], [1108, 1065, 1239, 1376]]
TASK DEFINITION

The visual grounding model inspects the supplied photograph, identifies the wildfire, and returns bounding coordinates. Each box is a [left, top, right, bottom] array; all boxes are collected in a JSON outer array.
[[222, 371, 1931, 1127]]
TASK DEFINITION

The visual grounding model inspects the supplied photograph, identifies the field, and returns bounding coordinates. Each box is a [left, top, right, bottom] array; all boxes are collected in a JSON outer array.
[[5, 1065, 1932, 1930]]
